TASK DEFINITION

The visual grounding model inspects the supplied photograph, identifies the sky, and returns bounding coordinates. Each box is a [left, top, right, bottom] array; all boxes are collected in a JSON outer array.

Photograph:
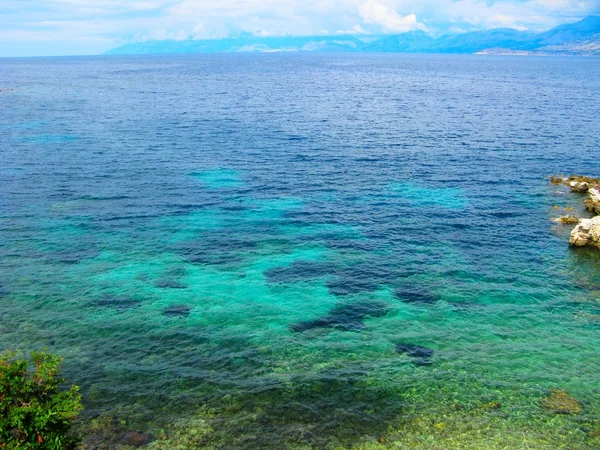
[[0, 0, 599, 57]]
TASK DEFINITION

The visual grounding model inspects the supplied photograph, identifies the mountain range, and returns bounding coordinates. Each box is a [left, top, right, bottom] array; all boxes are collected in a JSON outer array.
[[107, 16, 600, 56]]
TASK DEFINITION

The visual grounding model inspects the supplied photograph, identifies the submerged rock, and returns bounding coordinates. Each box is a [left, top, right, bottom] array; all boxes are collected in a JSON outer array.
[[553, 215, 580, 225], [395, 343, 434, 366], [541, 389, 582, 414], [290, 300, 388, 332], [569, 216, 600, 248], [162, 305, 192, 317], [155, 279, 187, 289], [325, 262, 403, 297], [177, 235, 259, 267], [51, 248, 99, 265], [82, 415, 154, 449], [327, 278, 382, 297], [394, 286, 439, 304], [115, 431, 154, 447]]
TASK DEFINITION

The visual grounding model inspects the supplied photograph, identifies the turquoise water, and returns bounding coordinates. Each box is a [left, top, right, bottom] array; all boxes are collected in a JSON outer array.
[[1, 54, 600, 448]]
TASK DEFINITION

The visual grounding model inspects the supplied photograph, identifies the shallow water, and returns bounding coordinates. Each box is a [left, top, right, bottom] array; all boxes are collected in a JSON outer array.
[[1, 54, 600, 448]]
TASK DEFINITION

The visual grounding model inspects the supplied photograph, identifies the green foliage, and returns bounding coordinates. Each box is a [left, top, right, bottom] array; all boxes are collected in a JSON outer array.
[[0, 351, 82, 449]]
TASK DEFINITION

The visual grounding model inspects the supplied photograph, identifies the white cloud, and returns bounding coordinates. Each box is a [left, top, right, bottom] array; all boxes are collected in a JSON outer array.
[[0, 0, 598, 55], [359, 0, 427, 32], [439, 0, 595, 31]]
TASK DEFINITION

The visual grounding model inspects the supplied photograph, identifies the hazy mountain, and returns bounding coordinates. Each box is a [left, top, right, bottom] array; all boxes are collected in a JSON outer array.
[[107, 16, 600, 56], [363, 31, 436, 52], [106, 35, 364, 55], [434, 29, 538, 53], [535, 15, 600, 45]]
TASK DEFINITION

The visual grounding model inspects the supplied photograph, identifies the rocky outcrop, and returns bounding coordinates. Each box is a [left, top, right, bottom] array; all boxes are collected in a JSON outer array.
[[569, 216, 600, 248], [584, 188, 600, 215], [552, 175, 600, 250], [551, 175, 600, 191], [570, 181, 591, 192], [554, 215, 580, 225]]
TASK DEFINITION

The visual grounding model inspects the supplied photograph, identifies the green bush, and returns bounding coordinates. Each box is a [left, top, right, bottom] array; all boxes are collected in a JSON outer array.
[[0, 351, 82, 449]]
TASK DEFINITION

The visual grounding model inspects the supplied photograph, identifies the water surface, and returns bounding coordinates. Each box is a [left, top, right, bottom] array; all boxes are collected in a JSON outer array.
[[1, 54, 600, 448]]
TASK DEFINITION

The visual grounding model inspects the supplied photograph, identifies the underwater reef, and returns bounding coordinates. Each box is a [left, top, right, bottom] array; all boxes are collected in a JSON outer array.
[[395, 343, 435, 366], [290, 300, 389, 332]]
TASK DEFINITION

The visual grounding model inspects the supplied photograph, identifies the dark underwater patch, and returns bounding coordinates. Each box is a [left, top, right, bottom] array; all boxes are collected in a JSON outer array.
[[155, 279, 187, 289], [47, 248, 99, 265], [291, 228, 378, 252], [290, 300, 389, 333], [326, 278, 381, 296], [93, 296, 143, 311], [162, 304, 192, 317], [394, 286, 439, 304], [395, 343, 434, 366], [326, 261, 409, 297], [176, 233, 259, 267]]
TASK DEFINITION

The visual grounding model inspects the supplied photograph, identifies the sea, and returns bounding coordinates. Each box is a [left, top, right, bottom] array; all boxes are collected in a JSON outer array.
[[1, 53, 600, 449]]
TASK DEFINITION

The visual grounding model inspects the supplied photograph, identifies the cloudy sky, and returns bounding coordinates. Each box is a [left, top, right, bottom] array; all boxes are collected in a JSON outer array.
[[1, 0, 598, 56]]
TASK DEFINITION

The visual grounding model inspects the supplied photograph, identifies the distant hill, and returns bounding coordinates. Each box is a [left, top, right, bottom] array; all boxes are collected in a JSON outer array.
[[363, 31, 436, 53], [107, 35, 364, 55], [107, 16, 600, 56], [434, 29, 537, 53], [535, 15, 600, 45]]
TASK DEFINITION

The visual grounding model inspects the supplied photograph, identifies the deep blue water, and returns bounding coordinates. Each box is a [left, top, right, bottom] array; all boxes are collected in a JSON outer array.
[[1, 54, 600, 448]]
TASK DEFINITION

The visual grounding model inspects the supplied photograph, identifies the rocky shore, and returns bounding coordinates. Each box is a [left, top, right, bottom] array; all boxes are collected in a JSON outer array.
[[551, 175, 600, 249]]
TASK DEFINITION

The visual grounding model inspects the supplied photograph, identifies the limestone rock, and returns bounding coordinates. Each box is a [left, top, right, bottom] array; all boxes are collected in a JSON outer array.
[[584, 188, 600, 215], [554, 215, 579, 225], [563, 175, 600, 189], [570, 181, 590, 193], [569, 216, 600, 248], [541, 389, 581, 414]]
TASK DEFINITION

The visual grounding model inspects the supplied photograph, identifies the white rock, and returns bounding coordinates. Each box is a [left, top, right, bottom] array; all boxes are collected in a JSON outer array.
[[570, 181, 590, 193], [569, 216, 600, 248], [585, 188, 600, 214]]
